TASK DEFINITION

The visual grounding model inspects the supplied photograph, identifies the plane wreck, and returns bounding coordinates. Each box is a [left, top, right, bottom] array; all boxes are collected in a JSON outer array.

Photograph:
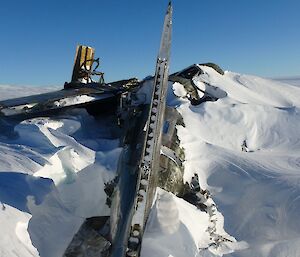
[[0, 2, 226, 256]]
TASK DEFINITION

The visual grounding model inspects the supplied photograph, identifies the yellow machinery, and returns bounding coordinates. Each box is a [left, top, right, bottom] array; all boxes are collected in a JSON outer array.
[[71, 45, 104, 84]]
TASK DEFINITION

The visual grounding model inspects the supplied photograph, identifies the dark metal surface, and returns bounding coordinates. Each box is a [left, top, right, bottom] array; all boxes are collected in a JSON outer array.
[[0, 79, 139, 119]]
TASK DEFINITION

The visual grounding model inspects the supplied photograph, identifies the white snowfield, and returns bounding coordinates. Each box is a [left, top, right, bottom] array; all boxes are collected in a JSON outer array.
[[0, 68, 299, 257], [0, 85, 60, 101]]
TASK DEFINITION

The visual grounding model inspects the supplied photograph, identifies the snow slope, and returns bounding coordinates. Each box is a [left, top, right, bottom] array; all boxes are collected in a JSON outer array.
[[172, 66, 300, 257], [0, 68, 299, 257]]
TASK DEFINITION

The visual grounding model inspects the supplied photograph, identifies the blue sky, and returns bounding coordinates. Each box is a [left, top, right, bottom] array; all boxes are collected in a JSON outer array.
[[0, 0, 299, 86]]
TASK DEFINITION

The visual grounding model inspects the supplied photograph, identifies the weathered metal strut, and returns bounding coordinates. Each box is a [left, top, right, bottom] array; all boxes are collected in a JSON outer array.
[[127, 2, 173, 256]]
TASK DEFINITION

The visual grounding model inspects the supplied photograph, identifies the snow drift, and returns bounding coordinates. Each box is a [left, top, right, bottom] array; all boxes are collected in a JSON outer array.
[[173, 66, 300, 257]]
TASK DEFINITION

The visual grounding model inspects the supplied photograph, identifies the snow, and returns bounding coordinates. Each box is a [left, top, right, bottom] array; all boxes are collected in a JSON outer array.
[[53, 95, 97, 108], [172, 82, 187, 98], [142, 188, 247, 257], [0, 100, 121, 257], [0, 204, 38, 257], [172, 66, 300, 257], [0, 85, 60, 101], [0, 66, 300, 257], [1, 103, 38, 116]]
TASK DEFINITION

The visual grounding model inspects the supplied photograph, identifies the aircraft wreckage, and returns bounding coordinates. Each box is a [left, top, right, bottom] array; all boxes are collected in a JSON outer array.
[[0, 2, 225, 256]]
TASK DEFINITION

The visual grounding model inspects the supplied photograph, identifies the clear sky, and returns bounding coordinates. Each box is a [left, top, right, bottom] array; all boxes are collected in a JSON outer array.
[[0, 0, 299, 86]]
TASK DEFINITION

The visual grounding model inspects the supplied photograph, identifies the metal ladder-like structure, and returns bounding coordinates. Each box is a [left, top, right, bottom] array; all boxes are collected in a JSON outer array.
[[127, 2, 173, 256]]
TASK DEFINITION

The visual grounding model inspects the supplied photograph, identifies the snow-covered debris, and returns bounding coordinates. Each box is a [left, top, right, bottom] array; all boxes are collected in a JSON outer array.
[[0, 106, 121, 257], [0, 66, 299, 257]]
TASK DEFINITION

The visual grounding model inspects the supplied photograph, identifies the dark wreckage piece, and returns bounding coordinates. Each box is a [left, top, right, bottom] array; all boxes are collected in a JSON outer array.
[[0, 45, 139, 121], [0, 2, 202, 257], [108, 2, 173, 257]]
